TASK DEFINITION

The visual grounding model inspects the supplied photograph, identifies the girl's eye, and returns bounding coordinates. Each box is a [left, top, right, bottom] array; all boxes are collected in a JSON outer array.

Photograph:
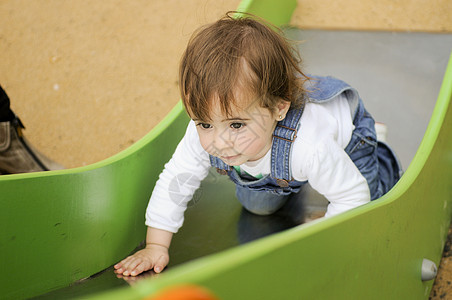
[[197, 123, 212, 129], [230, 122, 245, 129]]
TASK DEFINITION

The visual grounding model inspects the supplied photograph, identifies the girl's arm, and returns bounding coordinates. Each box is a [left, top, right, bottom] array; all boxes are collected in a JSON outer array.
[[115, 122, 210, 276], [114, 226, 173, 276], [146, 120, 211, 232], [306, 140, 370, 217]]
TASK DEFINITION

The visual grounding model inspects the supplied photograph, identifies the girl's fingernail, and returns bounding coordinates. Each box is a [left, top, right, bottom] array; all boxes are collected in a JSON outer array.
[[131, 271, 136, 276], [155, 267, 161, 273]]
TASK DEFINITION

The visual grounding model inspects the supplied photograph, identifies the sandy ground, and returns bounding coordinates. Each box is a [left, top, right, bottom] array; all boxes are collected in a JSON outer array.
[[292, 0, 452, 32], [0, 0, 450, 298], [432, 228, 452, 299], [0, 0, 242, 168]]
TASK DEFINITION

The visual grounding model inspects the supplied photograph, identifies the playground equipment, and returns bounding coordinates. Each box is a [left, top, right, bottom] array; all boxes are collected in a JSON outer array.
[[1, 0, 451, 299]]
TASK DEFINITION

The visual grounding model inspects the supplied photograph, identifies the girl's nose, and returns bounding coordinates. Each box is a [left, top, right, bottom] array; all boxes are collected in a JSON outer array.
[[213, 130, 233, 150]]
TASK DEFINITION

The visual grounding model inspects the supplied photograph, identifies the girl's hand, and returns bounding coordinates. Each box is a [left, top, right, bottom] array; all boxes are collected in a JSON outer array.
[[114, 244, 169, 276]]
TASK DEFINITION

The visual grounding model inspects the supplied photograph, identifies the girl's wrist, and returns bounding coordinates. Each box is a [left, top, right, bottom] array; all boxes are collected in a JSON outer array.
[[146, 242, 169, 249]]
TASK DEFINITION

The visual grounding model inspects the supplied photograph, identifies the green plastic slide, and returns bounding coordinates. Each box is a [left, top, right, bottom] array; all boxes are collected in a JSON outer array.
[[1, 0, 451, 299], [0, 101, 191, 299]]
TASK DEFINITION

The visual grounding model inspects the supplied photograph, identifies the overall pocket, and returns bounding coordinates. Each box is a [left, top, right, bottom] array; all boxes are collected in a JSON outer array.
[[347, 131, 377, 159]]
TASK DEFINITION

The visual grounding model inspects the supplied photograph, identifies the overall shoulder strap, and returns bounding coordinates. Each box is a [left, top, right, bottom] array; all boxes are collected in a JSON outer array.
[[271, 107, 304, 185], [306, 75, 360, 117]]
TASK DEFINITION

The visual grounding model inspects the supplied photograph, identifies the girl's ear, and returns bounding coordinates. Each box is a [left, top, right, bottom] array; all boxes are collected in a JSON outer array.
[[275, 99, 291, 121]]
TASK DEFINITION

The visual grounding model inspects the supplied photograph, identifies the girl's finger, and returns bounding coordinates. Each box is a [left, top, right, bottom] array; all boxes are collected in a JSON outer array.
[[122, 257, 143, 276], [114, 258, 128, 270], [114, 256, 134, 273], [153, 255, 169, 273], [130, 260, 153, 276]]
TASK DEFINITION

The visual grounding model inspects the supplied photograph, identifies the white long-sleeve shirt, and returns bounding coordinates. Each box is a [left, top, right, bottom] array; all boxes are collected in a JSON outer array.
[[146, 94, 370, 233]]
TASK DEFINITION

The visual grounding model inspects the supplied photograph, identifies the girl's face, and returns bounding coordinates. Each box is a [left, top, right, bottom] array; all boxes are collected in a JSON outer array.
[[194, 96, 290, 166]]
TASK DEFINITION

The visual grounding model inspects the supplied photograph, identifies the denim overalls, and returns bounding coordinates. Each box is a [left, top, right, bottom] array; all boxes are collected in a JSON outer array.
[[210, 76, 402, 215]]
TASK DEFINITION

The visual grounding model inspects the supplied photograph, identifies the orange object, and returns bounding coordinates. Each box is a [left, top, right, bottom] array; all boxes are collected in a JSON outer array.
[[145, 284, 219, 300]]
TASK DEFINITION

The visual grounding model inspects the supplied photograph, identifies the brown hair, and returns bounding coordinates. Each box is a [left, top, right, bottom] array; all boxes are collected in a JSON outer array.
[[179, 12, 309, 121]]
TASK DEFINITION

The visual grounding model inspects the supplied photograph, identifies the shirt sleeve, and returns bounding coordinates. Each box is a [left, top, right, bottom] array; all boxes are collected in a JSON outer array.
[[145, 121, 211, 233], [292, 98, 370, 217], [303, 139, 371, 217]]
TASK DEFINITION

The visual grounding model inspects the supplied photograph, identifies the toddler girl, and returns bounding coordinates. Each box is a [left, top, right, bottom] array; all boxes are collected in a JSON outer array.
[[114, 13, 401, 277]]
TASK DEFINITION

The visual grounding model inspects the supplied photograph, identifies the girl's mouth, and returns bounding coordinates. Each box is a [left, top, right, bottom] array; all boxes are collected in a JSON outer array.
[[221, 154, 240, 162]]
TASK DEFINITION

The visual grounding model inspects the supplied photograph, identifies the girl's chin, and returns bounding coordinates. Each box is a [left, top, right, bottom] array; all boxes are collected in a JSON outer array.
[[220, 154, 243, 165]]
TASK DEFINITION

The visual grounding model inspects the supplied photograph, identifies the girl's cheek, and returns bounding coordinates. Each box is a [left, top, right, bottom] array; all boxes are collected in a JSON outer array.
[[236, 132, 257, 151], [199, 135, 215, 155], [199, 137, 209, 152]]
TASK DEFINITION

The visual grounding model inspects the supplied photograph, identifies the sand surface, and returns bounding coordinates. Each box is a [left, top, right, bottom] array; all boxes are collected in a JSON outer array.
[[0, 0, 241, 168], [0, 0, 450, 297]]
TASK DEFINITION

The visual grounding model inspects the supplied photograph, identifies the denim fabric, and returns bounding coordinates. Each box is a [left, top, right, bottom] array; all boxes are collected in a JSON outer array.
[[210, 75, 401, 215], [236, 188, 289, 215], [344, 99, 402, 200]]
